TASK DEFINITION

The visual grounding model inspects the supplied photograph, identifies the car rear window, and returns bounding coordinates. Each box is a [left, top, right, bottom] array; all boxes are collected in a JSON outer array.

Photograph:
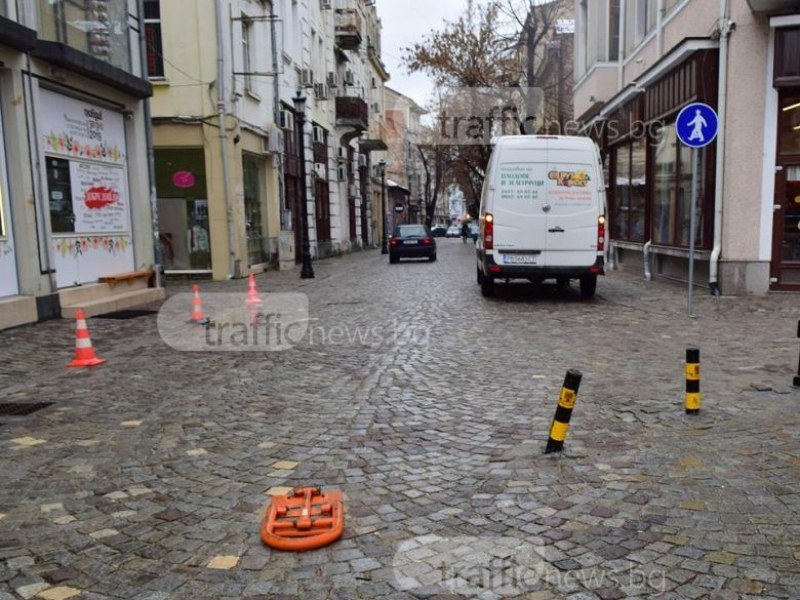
[[395, 226, 427, 237]]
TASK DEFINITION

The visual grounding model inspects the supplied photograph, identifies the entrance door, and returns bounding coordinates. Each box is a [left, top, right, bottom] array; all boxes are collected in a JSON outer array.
[[771, 164, 800, 289]]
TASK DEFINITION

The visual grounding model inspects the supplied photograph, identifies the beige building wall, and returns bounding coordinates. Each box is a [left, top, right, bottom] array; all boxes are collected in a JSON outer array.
[[574, 0, 796, 294]]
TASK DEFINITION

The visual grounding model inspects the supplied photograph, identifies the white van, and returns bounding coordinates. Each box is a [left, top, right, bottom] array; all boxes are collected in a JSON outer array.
[[476, 135, 607, 298]]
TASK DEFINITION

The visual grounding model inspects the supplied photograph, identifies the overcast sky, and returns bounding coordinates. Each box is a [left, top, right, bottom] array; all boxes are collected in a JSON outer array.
[[374, 0, 468, 109]]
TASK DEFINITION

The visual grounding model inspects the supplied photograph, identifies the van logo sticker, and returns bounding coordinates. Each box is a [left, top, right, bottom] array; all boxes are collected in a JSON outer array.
[[548, 170, 591, 187]]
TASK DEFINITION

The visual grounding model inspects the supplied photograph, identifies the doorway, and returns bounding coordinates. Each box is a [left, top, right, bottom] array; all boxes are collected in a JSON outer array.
[[772, 164, 800, 289]]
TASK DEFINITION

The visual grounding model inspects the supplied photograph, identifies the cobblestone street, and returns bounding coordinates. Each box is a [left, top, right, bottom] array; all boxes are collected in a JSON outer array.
[[1, 240, 799, 599]]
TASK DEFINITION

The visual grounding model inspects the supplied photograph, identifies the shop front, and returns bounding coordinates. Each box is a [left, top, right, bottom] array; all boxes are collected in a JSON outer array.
[[0, 103, 17, 298], [770, 25, 800, 290], [598, 47, 719, 282], [40, 89, 136, 288], [154, 148, 211, 273]]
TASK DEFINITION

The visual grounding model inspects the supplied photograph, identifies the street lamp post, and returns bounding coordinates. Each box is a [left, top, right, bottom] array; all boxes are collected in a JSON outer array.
[[379, 159, 388, 254], [293, 91, 315, 279]]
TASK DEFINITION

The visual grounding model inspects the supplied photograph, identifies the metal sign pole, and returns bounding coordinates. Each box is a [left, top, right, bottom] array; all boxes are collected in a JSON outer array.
[[688, 148, 698, 317]]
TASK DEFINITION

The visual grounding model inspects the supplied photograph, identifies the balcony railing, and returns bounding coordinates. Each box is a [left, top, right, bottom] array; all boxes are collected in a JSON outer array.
[[334, 9, 362, 51], [37, 0, 132, 72], [335, 96, 369, 131]]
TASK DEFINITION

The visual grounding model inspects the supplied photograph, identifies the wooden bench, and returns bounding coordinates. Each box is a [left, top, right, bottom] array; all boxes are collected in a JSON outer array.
[[98, 269, 154, 289]]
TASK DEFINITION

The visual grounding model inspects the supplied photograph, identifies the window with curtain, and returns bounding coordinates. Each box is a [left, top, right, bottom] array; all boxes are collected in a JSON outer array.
[[242, 18, 253, 91], [144, 0, 164, 78], [612, 140, 646, 242]]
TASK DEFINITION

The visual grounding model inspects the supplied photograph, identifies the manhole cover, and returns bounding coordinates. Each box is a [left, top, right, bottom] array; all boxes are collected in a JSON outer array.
[[94, 309, 158, 319], [0, 402, 54, 416]]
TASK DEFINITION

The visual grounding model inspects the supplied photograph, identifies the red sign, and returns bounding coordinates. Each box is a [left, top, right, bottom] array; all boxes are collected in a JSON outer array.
[[172, 171, 195, 189], [84, 186, 119, 209]]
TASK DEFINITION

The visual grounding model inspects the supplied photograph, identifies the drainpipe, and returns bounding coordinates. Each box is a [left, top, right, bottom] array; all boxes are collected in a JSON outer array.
[[709, 0, 731, 297], [618, 0, 626, 91], [656, 0, 664, 59], [643, 240, 652, 280], [216, 0, 236, 279], [137, 0, 162, 287], [270, 0, 285, 238]]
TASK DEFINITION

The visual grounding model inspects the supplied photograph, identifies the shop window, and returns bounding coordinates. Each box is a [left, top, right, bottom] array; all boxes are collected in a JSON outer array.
[[653, 126, 676, 245], [243, 154, 271, 266], [779, 94, 800, 156], [154, 149, 210, 271], [652, 125, 707, 248], [37, 0, 132, 72], [613, 145, 630, 239], [775, 27, 800, 87], [612, 139, 646, 242], [47, 158, 75, 234]]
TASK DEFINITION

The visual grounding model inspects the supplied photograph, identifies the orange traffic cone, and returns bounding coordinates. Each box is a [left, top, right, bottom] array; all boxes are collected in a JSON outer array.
[[68, 310, 106, 367], [245, 274, 263, 305], [190, 284, 209, 324]]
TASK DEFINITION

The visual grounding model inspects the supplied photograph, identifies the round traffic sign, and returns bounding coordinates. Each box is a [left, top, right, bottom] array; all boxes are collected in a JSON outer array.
[[675, 102, 719, 148]]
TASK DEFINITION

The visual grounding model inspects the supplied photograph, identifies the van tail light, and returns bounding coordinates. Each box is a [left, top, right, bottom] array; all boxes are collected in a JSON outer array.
[[597, 216, 606, 252], [483, 213, 494, 250]]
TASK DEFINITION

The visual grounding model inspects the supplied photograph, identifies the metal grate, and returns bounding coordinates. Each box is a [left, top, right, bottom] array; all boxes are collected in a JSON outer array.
[[0, 402, 54, 416], [94, 309, 158, 320]]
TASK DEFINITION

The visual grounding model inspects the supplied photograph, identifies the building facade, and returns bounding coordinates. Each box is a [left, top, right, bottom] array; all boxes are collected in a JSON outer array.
[[147, 0, 389, 280], [574, 0, 800, 294], [385, 87, 427, 225], [0, 0, 161, 330]]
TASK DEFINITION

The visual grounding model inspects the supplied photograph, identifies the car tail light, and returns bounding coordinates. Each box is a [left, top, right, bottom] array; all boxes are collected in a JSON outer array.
[[597, 215, 606, 252], [483, 213, 494, 250], [422, 237, 432, 245], [390, 238, 398, 246]]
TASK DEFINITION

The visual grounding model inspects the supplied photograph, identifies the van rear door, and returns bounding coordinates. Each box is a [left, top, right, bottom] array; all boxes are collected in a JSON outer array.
[[544, 156, 599, 267], [492, 154, 549, 259]]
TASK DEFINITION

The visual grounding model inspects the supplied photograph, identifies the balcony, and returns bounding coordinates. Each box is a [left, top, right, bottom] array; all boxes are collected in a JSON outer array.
[[336, 96, 369, 132], [335, 9, 362, 51]]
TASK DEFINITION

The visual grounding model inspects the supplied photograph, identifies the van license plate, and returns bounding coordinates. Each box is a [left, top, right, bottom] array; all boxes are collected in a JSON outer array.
[[503, 254, 537, 265]]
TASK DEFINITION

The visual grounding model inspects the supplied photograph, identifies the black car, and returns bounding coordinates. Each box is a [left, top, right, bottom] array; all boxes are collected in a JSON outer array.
[[389, 224, 437, 263]]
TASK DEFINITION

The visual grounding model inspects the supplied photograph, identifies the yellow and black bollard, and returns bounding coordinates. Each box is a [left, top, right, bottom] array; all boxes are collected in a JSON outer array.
[[545, 369, 582, 454], [794, 320, 800, 389], [685, 348, 701, 415]]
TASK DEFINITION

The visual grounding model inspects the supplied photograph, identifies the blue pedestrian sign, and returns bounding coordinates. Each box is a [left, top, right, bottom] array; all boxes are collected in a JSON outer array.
[[676, 102, 718, 148]]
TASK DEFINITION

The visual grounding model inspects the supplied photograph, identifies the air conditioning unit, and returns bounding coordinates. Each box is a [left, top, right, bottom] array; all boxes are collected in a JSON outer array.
[[327, 72, 339, 87], [314, 83, 329, 100], [313, 162, 327, 178], [344, 70, 355, 86], [266, 128, 284, 153], [312, 125, 324, 144], [300, 68, 314, 88], [337, 147, 348, 161], [358, 154, 367, 167], [279, 109, 294, 131]]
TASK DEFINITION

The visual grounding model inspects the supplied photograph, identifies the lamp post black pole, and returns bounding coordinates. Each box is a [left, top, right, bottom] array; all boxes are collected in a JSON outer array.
[[294, 92, 315, 279], [380, 161, 388, 254]]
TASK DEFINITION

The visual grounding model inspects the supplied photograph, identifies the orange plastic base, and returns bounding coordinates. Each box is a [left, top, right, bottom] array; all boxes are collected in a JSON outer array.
[[261, 487, 344, 552]]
